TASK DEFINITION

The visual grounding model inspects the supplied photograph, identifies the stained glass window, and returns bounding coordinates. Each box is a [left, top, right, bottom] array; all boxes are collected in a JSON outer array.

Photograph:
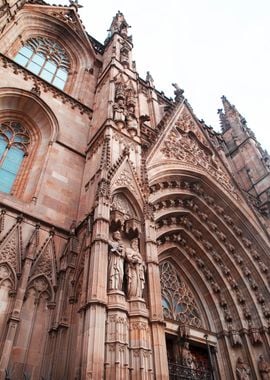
[[14, 37, 70, 90], [0, 121, 30, 194]]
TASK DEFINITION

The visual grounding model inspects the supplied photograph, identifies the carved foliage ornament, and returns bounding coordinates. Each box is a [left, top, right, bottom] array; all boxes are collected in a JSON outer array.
[[160, 261, 202, 328], [161, 125, 237, 197]]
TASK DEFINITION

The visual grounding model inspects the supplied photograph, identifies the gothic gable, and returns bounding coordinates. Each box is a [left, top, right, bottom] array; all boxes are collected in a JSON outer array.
[[0, 215, 23, 277], [147, 103, 238, 199], [29, 230, 58, 302], [110, 157, 145, 210]]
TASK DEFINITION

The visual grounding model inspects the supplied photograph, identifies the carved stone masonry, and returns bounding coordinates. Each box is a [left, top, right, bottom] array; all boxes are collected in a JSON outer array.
[[161, 127, 237, 197]]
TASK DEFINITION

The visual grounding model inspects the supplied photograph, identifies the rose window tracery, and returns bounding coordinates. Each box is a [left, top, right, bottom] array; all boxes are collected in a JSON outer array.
[[160, 261, 202, 328]]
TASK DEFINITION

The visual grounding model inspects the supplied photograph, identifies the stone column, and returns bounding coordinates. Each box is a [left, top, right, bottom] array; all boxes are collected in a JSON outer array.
[[144, 218, 169, 379], [81, 198, 110, 380]]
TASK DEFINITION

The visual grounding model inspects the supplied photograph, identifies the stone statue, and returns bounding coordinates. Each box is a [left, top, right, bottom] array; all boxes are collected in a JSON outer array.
[[108, 231, 125, 291], [258, 355, 270, 380], [236, 357, 251, 380], [146, 71, 154, 87], [113, 99, 126, 124], [181, 342, 195, 369], [126, 238, 145, 298], [126, 104, 138, 136]]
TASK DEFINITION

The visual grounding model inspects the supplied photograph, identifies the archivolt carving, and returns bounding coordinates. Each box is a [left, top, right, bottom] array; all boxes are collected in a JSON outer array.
[[151, 178, 269, 309], [160, 128, 237, 198], [157, 216, 265, 326], [160, 261, 202, 328]]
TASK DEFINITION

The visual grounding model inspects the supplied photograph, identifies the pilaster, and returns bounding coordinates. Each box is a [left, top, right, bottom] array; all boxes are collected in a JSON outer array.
[[144, 218, 169, 379], [81, 198, 110, 380]]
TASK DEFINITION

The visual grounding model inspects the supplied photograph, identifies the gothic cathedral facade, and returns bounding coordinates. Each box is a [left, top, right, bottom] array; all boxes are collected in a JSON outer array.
[[0, 1, 270, 379]]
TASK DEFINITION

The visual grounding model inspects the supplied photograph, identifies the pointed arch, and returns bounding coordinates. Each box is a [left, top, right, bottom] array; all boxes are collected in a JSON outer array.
[[2, 6, 97, 98], [0, 88, 59, 199], [150, 170, 269, 360], [26, 274, 53, 303]]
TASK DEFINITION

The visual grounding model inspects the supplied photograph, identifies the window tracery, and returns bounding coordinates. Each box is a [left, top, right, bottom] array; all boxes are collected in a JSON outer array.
[[0, 121, 30, 193], [160, 261, 202, 328], [14, 37, 70, 90]]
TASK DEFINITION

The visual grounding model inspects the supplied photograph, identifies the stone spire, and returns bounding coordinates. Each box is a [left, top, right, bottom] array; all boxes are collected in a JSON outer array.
[[218, 95, 247, 134], [105, 11, 131, 43]]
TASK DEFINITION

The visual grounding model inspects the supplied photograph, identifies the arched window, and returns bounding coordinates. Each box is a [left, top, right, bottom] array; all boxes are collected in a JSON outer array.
[[14, 37, 70, 90], [160, 261, 202, 328], [0, 121, 30, 194]]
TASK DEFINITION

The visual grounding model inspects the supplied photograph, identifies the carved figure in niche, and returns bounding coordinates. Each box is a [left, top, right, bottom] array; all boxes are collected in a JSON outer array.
[[258, 355, 270, 380], [108, 231, 125, 291], [126, 238, 145, 298], [113, 98, 126, 125], [114, 81, 126, 126], [126, 104, 138, 136], [236, 357, 251, 380], [181, 342, 195, 369]]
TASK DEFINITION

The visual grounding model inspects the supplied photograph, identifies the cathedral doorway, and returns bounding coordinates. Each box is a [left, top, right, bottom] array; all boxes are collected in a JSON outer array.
[[166, 333, 213, 380]]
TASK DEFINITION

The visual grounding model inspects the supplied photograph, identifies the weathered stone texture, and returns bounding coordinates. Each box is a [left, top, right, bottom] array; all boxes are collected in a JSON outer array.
[[0, 3, 269, 380]]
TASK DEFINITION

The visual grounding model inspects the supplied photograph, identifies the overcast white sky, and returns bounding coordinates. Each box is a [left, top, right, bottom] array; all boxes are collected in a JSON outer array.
[[48, 0, 270, 151]]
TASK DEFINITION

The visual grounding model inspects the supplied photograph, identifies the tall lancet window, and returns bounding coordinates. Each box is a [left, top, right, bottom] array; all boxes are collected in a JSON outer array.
[[14, 37, 70, 90], [0, 121, 30, 193]]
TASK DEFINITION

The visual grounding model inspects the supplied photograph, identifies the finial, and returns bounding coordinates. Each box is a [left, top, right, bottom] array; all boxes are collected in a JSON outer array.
[[69, 0, 83, 9], [105, 11, 131, 44]]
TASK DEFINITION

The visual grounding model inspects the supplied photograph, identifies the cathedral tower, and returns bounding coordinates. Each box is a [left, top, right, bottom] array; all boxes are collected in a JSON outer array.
[[0, 2, 269, 379]]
